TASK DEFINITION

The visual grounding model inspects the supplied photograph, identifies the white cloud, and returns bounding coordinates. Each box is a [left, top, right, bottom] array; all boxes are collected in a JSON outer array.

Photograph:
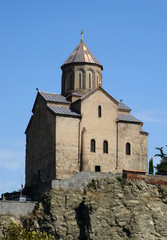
[[134, 110, 167, 123]]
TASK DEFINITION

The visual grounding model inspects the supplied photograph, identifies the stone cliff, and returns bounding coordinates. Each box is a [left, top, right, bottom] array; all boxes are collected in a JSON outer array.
[[22, 178, 167, 240]]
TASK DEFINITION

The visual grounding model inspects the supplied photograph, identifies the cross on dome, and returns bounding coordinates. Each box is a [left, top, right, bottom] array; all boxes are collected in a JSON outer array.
[[81, 30, 84, 41]]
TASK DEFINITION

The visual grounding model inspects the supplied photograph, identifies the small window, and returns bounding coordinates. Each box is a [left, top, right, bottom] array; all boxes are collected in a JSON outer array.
[[97, 76, 98, 87], [66, 78, 70, 91], [91, 139, 95, 152], [103, 141, 108, 154], [79, 73, 81, 88], [95, 165, 100, 172], [98, 105, 102, 118], [83, 77, 85, 89], [70, 74, 74, 90], [126, 142, 131, 155], [89, 74, 91, 89]]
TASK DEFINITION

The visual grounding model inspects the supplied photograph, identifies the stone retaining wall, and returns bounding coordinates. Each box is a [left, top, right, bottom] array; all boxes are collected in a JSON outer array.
[[52, 171, 120, 190], [0, 201, 36, 216]]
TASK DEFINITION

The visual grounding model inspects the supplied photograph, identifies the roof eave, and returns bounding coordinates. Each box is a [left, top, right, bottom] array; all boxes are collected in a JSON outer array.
[[118, 120, 143, 125], [140, 131, 149, 136], [46, 106, 81, 119], [61, 62, 103, 70], [118, 109, 131, 113]]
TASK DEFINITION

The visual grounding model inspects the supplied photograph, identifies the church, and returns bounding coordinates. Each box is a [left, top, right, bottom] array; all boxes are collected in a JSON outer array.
[[25, 35, 148, 185]]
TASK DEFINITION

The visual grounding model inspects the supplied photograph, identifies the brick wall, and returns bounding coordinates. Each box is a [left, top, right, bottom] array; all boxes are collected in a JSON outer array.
[[126, 173, 167, 186]]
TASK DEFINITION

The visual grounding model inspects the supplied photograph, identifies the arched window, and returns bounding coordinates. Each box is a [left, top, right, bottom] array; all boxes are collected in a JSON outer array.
[[89, 74, 91, 89], [66, 78, 70, 91], [79, 73, 81, 88], [126, 142, 131, 155], [103, 141, 108, 154], [90, 139, 95, 152], [83, 77, 85, 89], [98, 105, 102, 118], [70, 74, 74, 90]]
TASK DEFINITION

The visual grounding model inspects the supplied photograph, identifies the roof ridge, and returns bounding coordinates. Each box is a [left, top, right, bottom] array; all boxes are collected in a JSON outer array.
[[39, 91, 62, 96], [118, 101, 131, 111]]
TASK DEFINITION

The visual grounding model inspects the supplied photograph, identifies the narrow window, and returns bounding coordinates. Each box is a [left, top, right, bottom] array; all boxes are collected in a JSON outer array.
[[126, 142, 131, 155], [70, 74, 74, 90], [79, 73, 81, 88], [83, 77, 85, 89], [97, 75, 98, 87], [66, 78, 70, 90], [103, 141, 108, 154], [89, 74, 91, 89], [91, 139, 95, 152], [98, 105, 102, 118], [95, 165, 100, 172]]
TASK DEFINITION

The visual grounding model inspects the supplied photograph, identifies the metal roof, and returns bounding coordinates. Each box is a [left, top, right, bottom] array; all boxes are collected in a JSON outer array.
[[67, 92, 82, 98], [61, 40, 103, 69], [140, 128, 149, 134], [39, 91, 70, 104], [118, 114, 142, 123], [47, 105, 80, 117], [118, 101, 131, 111], [71, 92, 82, 97]]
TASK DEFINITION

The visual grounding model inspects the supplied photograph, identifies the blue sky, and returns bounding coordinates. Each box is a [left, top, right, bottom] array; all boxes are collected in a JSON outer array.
[[0, 0, 167, 196]]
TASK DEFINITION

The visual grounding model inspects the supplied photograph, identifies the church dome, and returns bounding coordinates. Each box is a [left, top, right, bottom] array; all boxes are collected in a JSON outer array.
[[61, 35, 103, 98], [61, 40, 103, 70]]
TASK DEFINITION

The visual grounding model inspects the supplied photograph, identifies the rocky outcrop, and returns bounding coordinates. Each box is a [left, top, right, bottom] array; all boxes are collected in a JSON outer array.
[[0, 215, 22, 239], [23, 178, 167, 240]]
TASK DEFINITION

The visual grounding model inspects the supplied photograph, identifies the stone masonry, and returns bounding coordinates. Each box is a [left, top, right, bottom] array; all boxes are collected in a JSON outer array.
[[25, 38, 148, 186]]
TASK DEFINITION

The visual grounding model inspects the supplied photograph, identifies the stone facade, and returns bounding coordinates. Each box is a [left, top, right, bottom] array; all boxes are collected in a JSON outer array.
[[25, 39, 148, 186], [61, 63, 102, 97], [0, 201, 36, 216], [25, 95, 56, 184]]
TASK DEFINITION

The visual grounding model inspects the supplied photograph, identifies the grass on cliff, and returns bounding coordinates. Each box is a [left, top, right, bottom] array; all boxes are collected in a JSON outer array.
[[2, 221, 55, 240]]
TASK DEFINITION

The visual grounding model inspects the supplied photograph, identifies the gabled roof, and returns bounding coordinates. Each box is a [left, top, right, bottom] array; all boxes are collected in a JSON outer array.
[[140, 128, 149, 135], [39, 91, 70, 103], [47, 105, 80, 118], [32, 91, 70, 113], [118, 101, 131, 111], [71, 87, 119, 106], [118, 114, 142, 124], [61, 40, 103, 69]]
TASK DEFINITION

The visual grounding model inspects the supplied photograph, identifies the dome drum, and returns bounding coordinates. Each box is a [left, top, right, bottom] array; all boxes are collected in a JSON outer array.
[[61, 63, 102, 96]]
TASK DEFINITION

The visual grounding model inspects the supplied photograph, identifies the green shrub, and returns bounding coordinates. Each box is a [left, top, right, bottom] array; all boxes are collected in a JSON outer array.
[[2, 221, 55, 240], [88, 180, 96, 188], [116, 176, 125, 184]]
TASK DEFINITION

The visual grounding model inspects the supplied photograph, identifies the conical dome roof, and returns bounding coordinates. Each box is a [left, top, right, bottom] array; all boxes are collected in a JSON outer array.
[[61, 40, 103, 69]]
